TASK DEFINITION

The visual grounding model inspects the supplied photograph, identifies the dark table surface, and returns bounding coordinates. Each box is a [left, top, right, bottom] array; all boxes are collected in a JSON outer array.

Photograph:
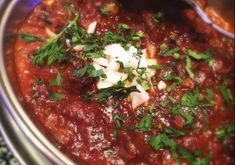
[[0, 133, 20, 165]]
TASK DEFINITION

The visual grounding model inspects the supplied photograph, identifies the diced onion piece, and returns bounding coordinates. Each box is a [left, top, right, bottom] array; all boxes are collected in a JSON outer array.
[[104, 70, 128, 84], [104, 44, 130, 62], [93, 63, 105, 70], [45, 28, 56, 38], [106, 59, 120, 71], [147, 43, 157, 58], [139, 49, 148, 68], [87, 21, 97, 34], [157, 80, 167, 90], [130, 85, 150, 109], [73, 44, 84, 52], [125, 56, 139, 69], [97, 81, 113, 89], [93, 58, 109, 67], [66, 39, 71, 47], [147, 59, 158, 66], [127, 46, 138, 56]]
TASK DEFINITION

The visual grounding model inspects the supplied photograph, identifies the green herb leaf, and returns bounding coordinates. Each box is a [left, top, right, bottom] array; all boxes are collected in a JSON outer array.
[[131, 30, 144, 41], [193, 154, 212, 165], [82, 92, 93, 102], [160, 73, 182, 84], [122, 67, 135, 80], [162, 127, 185, 137], [73, 63, 106, 78], [181, 89, 200, 108], [20, 33, 44, 43], [49, 92, 65, 101], [168, 96, 177, 104], [170, 106, 194, 126], [216, 124, 235, 141], [150, 134, 178, 161], [219, 80, 234, 104], [153, 11, 165, 23], [118, 24, 130, 30], [163, 47, 180, 56], [98, 81, 139, 104], [185, 56, 194, 79], [148, 64, 164, 70], [188, 50, 214, 60], [100, 5, 110, 15], [137, 114, 153, 132], [147, 104, 155, 113], [177, 146, 195, 162], [33, 13, 80, 65], [114, 114, 122, 128], [50, 73, 63, 86]]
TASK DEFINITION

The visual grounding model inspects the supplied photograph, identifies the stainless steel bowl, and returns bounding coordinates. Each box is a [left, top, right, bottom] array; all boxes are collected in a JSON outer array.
[[0, 1, 234, 165], [0, 0, 74, 164]]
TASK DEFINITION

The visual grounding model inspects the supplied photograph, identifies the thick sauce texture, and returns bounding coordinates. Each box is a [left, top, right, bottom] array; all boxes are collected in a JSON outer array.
[[13, 0, 234, 164]]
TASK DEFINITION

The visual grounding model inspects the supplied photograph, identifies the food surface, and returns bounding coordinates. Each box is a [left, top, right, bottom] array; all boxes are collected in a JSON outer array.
[[13, 0, 234, 164]]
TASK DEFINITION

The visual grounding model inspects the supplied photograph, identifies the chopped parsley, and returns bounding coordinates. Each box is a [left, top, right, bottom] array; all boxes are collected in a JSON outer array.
[[150, 133, 212, 164], [162, 47, 180, 57], [153, 11, 165, 23], [50, 73, 63, 87], [219, 80, 234, 104], [148, 64, 164, 70], [33, 13, 80, 65], [150, 134, 179, 161], [160, 73, 183, 84], [114, 114, 122, 128], [82, 92, 93, 102], [137, 114, 153, 132], [20, 33, 44, 43], [205, 88, 214, 106], [170, 106, 194, 127], [216, 124, 235, 141], [187, 50, 214, 60], [162, 127, 185, 137], [73, 63, 107, 78], [181, 89, 200, 108], [49, 92, 65, 101], [122, 67, 135, 80], [100, 5, 111, 16], [98, 81, 139, 104], [185, 56, 194, 79]]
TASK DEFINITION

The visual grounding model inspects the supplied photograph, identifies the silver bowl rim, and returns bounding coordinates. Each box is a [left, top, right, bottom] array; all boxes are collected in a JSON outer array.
[[0, 1, 75, 164]]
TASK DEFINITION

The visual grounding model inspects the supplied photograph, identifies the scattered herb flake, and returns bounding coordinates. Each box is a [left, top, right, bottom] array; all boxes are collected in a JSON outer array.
[[162, 127, 185, 137], [153, 11, 165, 23], [100, 5, 110, 15], [32, 13, 80, 65], [98, 81, 139, 104], [137, 114, 153, 132], [50, 73, 63, 87], [188, 50, 214, 60], [185, 56, 194, 79], [49, 92, 65, 101], [20, 33, 44, 43], [181, 89, 200, 108], [82, 92, 93, 102], [73, 63, 106, 78], [219, 80, 234, 104]]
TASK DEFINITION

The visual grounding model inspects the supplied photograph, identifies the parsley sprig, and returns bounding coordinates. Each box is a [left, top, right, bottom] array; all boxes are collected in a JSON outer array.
[[98, 81, 139, 104], [33, 14, 80, 65]]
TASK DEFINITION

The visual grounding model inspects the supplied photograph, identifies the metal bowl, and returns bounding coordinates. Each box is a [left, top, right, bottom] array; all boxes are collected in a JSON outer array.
[[0, 0, 75, 164], [0, 0, 234, 165]]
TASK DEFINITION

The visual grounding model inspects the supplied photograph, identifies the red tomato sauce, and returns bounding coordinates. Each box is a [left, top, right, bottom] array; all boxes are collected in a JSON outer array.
[[11, 0, 234, 164]]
